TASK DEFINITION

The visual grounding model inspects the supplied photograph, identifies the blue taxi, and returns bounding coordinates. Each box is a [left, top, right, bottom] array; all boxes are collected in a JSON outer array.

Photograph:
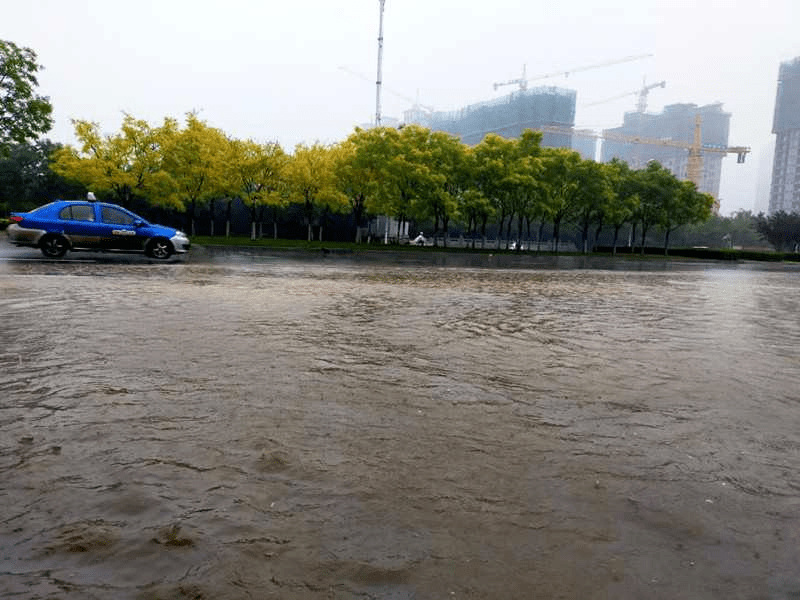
[[7, 196, 190, 259]]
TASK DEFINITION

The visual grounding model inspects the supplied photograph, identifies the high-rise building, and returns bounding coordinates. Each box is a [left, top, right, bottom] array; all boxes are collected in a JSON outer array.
[[769, 57, 800, 214], [404, 86, 576, 148], [600, 103, 731, 199]]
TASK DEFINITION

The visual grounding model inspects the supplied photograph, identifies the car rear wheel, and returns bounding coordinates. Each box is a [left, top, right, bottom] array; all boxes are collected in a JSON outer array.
[[40, 234, 69, 258], [146, 238, 174, 259]]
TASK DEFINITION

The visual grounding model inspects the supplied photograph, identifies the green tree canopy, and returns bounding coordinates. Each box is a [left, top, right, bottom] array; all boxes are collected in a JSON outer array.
[[539, 146, 583, 252], [0, 140, 85, 214], [471, 133, 517, 248], [425, 130, 464, 245], [604, 158, 641, 254], [633, 161, 677, 253], [754, 211, 800, 252], [0, 40, 53, 154], [658, 179, 714, 254], [347, 125, 442, 242], [331, 137, 376, 242], [571, 158, 613, 254]]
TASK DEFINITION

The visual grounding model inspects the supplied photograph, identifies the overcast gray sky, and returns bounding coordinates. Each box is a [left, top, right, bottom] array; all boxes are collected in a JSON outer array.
[[3, 0, 798, 215]]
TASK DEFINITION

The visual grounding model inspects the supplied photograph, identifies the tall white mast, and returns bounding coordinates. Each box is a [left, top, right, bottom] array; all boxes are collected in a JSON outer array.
[[375, 0, 386, 127]]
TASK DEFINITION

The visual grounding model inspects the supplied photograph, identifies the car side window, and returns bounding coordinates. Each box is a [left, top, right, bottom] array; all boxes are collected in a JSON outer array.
[[59, 205, 95, 222], [101, 206, 135, 225]]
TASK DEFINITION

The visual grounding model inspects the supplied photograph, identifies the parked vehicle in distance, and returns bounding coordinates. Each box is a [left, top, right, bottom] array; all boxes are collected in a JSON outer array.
[[7, 197, 190, 259]]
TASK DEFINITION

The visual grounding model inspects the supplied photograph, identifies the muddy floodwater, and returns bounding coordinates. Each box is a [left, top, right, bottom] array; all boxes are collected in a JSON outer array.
[[1, 243, 799, 599]]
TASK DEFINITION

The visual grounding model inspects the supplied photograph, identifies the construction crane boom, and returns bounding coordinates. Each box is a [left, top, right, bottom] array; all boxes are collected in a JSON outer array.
[[637, 80, 665, 113], [493, 53, 654, 92], [584, 79, 666, 113], [537, 117, 750, 191], [340, 66, 436, 114]]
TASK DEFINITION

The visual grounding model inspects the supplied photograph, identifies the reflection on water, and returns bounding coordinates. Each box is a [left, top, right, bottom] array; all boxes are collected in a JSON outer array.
[[1, 249, 799, 599]]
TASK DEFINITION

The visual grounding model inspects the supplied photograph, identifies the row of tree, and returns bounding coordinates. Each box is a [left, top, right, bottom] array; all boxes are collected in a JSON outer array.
[[5, 37, 793, 254], [45, 114, 716, 254], [753, 211, 800, 252], [0, 37, 718, 254]]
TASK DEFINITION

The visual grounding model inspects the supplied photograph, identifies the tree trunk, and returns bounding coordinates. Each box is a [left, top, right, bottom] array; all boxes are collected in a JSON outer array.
[[641, 225, 649, 255], [470, 216, 476, 249], [582, 222, 590, 255], [537, 219, 546, 253], [594, 219, 603, 253], [209, 199, 216, 237], [525, 216, 532, 252], [496, 214, 505, 250], [505, 216, 513, 250], [553, 217, 562, 254], [305, 195, 314, 242], [250, 201, 257, 241], [352, 193, 364, 243], [188, 199, 197, 237]]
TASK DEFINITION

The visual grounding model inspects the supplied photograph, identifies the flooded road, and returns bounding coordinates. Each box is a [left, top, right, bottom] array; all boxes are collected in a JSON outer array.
[[1, 242, 799, 599]]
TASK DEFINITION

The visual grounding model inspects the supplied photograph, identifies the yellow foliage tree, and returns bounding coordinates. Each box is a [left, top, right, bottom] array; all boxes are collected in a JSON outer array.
[[225, 139, 288, 240], [50, 115, 178, 209], [285, 143, 348, 242], [160, 113, 230, 236]]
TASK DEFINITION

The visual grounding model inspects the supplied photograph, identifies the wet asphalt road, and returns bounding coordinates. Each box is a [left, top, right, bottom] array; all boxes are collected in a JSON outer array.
[[1, 237, 799, 599]]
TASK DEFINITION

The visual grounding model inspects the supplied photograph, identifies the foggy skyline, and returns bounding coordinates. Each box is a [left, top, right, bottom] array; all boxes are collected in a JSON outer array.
[[2, 0, 798, 215]]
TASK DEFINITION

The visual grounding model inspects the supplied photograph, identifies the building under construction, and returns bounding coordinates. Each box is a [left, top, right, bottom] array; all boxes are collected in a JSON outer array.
[[769, 57, 800, 214], [404, 86, 577, 148], [600, 103, 731, 198]]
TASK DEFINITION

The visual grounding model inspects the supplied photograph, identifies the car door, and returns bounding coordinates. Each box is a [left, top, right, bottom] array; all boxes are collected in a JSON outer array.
[[58, 203, 102, 248], [97, 205, 147, 251]]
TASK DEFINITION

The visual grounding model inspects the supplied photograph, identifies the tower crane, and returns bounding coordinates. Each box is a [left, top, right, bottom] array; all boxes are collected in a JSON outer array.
[[339, 66, 436, 115], [536, 116, 750, 192], [493, 53, 654, 92], [584, 79, 666, 113]]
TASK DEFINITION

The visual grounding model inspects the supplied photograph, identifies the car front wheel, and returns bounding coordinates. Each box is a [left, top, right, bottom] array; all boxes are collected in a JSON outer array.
[[146, 238, 174, 259], [40, 234, 69, 258]]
